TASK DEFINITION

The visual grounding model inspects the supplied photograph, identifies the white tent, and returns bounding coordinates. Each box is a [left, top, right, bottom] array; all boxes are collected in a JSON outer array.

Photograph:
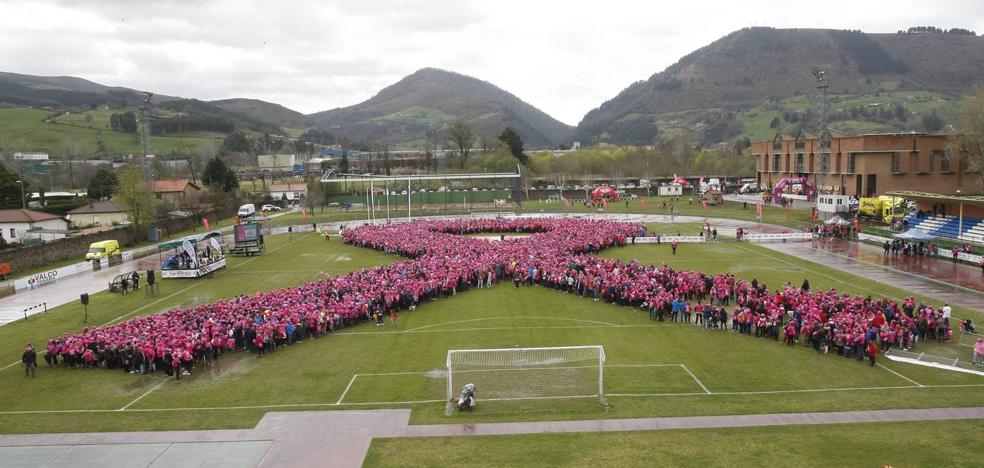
[[823, 215, 852, 226]]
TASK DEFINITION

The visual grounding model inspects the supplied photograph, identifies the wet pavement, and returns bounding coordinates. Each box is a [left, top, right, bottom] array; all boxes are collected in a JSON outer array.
[[0, 257, 160, 326], [809, 237, 984, 293], [762, 239, 984, 311]]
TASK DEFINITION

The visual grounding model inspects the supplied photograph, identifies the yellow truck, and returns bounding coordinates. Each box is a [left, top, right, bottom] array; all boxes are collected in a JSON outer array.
[[86, 240, 121, 260], [858, 196, 906, 224]]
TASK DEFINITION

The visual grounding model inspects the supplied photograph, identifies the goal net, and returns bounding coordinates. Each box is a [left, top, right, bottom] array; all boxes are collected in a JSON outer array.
[[446, 345, 606, 414]]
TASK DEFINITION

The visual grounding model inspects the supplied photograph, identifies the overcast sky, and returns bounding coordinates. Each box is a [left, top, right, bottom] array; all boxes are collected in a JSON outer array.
[[1, 0, 982, 125]]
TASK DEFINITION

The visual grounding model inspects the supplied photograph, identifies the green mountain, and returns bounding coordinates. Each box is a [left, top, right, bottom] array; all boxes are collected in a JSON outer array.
[[0, 71, 181, 108], [209, 98, 311, 130], [309, 68, 572, 148], [575, 27, 984, 146]]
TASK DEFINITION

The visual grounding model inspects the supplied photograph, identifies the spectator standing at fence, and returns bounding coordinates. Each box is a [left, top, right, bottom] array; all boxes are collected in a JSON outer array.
[[131, 271, 139, 290], [22, 343, 37, 377]]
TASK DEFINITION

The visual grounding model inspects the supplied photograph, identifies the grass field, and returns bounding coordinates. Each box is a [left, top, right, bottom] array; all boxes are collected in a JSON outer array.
[[0, 108, 218, 156], [0, 227, 980, 441], [365, 419, 984, 467]]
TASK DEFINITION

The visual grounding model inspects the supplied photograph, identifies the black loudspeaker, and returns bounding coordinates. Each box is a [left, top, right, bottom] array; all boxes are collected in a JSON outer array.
[[147, 270, 156, 285], [80, 293, 89, 305]]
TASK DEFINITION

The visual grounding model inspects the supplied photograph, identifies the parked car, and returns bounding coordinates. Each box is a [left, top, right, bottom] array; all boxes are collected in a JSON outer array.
[[261, 204, 282, 212]]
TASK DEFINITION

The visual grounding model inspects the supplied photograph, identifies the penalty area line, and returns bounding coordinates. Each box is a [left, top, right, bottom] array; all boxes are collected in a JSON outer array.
[[335, 374, 359, 405], [1, 384, 984, 415], [120, 378, 169, 411], [680, 364, 711, 394], [876, 363, 924, 387]]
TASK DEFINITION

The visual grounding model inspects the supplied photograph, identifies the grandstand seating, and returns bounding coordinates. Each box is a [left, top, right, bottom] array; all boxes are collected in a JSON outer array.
[[904, 213, 984, 242]]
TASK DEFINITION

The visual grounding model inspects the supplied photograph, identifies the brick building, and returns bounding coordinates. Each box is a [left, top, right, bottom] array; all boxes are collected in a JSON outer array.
[[752, 132, 982, 198]]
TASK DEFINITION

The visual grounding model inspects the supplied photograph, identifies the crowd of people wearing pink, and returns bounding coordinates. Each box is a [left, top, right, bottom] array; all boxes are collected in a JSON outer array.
[[43, 217, 953, 377]]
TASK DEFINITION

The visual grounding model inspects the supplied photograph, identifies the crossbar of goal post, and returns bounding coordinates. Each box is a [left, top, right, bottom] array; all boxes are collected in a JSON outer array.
[[445, 345, 607, 415]]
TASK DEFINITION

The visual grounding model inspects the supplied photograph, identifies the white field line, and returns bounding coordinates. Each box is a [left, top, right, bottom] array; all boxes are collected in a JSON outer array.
[[732, 244, 888, 298], [119, 378, 169, 411], [607, 364, 686, 368], [877, 363, 924, 387], [0, 360, 20, 371], [680, 364, 711, 394], [1, 383, 983, 415], [335, 374, 359, 405]]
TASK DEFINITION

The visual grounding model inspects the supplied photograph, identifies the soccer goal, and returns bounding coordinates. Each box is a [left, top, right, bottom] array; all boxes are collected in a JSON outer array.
[[446, 345, 606, 414]]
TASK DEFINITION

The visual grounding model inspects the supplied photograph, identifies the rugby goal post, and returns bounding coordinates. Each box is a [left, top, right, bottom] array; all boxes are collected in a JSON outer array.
[[446, 345, 606, 414]]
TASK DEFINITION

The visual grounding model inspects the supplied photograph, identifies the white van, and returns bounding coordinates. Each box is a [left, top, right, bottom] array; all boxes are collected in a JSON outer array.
[[238, 203, 256, 218]]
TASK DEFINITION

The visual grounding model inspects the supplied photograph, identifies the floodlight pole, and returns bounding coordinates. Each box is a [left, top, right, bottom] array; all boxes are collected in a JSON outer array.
[[813, 69, 830, 198], [15, 179, 24, 209]]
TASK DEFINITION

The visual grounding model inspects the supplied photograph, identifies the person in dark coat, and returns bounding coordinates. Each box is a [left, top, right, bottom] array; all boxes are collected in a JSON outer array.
[[22, 343, 37, 377]]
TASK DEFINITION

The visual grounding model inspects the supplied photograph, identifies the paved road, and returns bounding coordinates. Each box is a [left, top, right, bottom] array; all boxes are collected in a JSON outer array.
[[1, 407, 981, 467], [0, 257, 160, 326], [0, 211, 295, 325]]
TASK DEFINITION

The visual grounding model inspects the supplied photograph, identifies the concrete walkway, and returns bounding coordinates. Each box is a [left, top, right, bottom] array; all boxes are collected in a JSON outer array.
[[0, 407, 981, 467]]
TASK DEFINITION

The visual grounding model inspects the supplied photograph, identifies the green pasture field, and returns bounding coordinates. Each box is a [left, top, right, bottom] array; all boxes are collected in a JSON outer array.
[[0, 229, 980, 447], [0, 108, 219, 156]]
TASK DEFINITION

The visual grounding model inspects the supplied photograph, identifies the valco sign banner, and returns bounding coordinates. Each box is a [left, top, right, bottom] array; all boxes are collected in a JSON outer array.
[[28, 270, 58, 288]]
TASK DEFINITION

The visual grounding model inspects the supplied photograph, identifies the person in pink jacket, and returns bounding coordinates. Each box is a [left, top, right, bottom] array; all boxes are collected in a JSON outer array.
[[974, 338, 984, 365]]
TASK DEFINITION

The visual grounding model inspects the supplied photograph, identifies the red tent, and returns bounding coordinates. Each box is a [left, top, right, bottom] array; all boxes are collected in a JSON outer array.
[[591, 184, 620, 202], [670, 174, 690, 187]]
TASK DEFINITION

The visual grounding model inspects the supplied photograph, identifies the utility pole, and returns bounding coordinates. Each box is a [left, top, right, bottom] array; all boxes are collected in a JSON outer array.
[[813, 69, 830, 197], [139, 91, 154, 181]]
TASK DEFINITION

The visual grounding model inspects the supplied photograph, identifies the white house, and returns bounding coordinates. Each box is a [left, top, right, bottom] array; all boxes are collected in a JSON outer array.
[[0, 209, 70, 244], [258, 154, 297, 171], [268, 183, 307, 204]]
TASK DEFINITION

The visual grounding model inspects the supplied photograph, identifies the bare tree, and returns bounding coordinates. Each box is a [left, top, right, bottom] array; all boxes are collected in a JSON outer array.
[[445, 118, 476, 169], [951, 87, 984, 187]]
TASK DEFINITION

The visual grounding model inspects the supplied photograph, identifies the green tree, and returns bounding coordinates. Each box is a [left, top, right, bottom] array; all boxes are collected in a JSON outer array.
[[922, 110, 944, 132], [445, 118, 476, 169], [498, 127, 527, 165], [201, 156, 239, 192], [339, 153, 350, 173], [223, 130, 252, 153], [87, 168, 118, 201], [113, 167, 157, 232], [0, 164, 28, 209], [894, 104, 908, 122]]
